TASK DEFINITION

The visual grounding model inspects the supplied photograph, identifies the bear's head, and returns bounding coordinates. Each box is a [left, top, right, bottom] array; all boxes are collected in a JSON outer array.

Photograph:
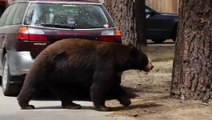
[[129, 47, 154, 72]]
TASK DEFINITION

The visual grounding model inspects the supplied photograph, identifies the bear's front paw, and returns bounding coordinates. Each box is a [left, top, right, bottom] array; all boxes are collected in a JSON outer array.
[[63, 103, 81, 109], [118, 97, 131, 107], [21, 105, 35, 109]]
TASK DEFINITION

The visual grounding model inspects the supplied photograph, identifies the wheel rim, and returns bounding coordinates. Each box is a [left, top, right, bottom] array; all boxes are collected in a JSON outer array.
[[2, 59, 8, 92]]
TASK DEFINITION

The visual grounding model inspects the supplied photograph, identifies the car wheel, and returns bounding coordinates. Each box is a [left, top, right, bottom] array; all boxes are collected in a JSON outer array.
[[2, 54, 21, 96], [151, 39, 165, 43]]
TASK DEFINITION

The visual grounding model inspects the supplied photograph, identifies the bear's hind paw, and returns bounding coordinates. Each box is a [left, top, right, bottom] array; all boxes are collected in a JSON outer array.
[[63, 103, 81, 109], [21, 105, 35, 109]]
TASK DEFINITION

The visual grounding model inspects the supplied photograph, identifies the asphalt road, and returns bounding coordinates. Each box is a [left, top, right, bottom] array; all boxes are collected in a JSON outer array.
[[0, 88, 134, 120]]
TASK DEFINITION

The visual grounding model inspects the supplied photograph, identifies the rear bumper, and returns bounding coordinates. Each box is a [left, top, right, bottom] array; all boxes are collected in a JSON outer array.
[[7, 51, 34, 76]]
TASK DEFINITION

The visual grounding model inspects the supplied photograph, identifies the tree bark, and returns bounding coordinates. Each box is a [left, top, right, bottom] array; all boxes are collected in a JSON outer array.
[[171, 0, 212, 103], [135, 0, 146, 47], [104, 0, 146, 47]]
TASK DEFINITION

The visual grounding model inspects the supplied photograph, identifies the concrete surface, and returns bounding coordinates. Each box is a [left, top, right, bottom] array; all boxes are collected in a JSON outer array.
[[0, 88, 134, 120]]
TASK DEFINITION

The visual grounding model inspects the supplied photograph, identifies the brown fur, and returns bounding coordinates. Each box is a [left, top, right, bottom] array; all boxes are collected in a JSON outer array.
[[17, 39, 152, 111]]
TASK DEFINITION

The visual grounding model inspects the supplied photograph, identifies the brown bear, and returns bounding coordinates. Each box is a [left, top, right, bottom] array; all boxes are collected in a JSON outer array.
[[17, 39, 153, 111]]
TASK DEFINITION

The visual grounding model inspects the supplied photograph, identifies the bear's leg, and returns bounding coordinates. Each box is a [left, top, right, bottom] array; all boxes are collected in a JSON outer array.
[[17, 90, 35, 109], [48, 83, 81, 109], [91, 70, 118, 111], [107, 73, 131, 107], [113, 85, 131, 107], [90, 83, 111, 111], [17, 82, 44, 109]]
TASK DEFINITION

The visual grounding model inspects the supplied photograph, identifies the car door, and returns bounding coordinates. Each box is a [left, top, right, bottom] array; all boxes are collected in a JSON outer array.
[[0, 3, 28, 70], [0, 5, 13, 69]]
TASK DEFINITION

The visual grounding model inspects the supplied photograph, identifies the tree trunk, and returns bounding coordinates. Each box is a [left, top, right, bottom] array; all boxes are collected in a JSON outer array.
[[171, 0, 212, 103], [135, 0, 146, 47], [104, 0, 146, 47]]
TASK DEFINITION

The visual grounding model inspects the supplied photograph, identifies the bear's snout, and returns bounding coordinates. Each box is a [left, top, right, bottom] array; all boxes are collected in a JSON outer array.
[[144, 62, 154, 72]]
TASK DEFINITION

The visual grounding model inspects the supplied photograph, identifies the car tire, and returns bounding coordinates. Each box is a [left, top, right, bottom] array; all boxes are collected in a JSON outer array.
[[2, 54, 21, 96], [152, 39, 165, 43]]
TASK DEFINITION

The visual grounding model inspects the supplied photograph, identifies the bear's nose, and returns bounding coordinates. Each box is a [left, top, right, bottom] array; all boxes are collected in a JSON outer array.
[[144, 62, 154, 72], [149, 64, 154, 70]]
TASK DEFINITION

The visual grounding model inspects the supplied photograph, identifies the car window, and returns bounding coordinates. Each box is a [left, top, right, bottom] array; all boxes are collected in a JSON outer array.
[[4, 3, 19, 26], [145, 8, 150, 13], [24, 3, 115, 29], [12, 3, 28, 25], [0, 5, 12, 26]]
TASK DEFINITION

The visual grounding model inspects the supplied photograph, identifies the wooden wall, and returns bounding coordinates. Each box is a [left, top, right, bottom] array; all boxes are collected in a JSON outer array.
[[101, 0, 179, 14], [146, 0, 179, 13]]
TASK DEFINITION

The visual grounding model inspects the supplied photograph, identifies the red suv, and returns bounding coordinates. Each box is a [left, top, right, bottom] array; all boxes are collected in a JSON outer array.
[[0, 0, 121, 96], [0, 0, 6, 16]]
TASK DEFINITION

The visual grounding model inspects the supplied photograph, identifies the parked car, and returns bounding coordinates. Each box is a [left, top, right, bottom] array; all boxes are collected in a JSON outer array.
[[145, 6, 179, 43], [0, 0, 121, 96], [0, 0, 7, 16]]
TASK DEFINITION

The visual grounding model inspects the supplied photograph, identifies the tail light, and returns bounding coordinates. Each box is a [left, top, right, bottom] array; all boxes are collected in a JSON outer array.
[[99, 29, 122, 43], [17, 27, 47, 41]]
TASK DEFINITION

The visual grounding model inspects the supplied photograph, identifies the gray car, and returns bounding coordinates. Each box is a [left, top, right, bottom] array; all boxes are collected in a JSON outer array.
[[0, 0, 121, 96]]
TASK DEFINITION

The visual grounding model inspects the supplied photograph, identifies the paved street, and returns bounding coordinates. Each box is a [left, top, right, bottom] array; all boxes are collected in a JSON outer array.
[[0, 88, 134, 120]]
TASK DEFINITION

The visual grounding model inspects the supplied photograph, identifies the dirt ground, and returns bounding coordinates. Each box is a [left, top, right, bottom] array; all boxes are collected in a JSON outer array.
[[107, 43, 212, 120]]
